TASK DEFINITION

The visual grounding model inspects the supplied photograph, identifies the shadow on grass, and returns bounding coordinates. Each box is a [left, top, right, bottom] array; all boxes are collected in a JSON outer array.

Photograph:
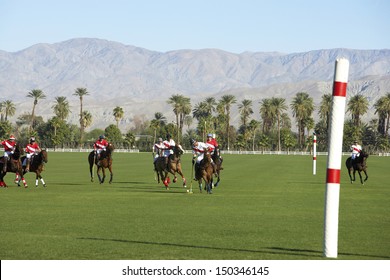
[[78, 237, 322, 258], [77, 237, 390, 259], [266, 247, 390, 259]]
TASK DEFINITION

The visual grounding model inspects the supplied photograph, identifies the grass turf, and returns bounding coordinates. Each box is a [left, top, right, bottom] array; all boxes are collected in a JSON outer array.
[[0, 152, 389, 260]]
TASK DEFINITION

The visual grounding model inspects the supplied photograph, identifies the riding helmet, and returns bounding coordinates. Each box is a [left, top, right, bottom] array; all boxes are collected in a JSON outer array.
[[9, 134, 15, 140], [207, 133, 213, 138], [99, 135, 105, 140], [190, 138, 196, 145], [30, 137, 36, 142]]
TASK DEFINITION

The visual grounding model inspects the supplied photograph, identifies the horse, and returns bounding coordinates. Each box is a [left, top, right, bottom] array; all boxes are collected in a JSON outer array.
[[19, 150, 48, 187], [0, 144, 28, 188], [195, 151, 214, 194], [211, 149, 223, 187], [88, 143, 114, 184], [345, 150, 369, 185], [154, 144, 187, 190]]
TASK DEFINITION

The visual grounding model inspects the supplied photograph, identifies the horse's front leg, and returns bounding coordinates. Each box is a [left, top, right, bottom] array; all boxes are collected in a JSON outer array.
[[108, 166, 113, 184], [348, 169, 354, 184], [198, 180, 202, 193], [101, 168, 106, 184], [97, 167, 103, 183], [358, 171, 364, 185], [38, 174, 46, 187], [15, 172, 28, 188], [214, 171, 220, 187], [363, 170, 368, 182], [176, 169, 186, 188], [352, 170, 357, 183]]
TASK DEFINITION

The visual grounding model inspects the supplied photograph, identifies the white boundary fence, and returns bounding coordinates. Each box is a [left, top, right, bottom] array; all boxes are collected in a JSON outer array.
[[2, 148, 390, 156]]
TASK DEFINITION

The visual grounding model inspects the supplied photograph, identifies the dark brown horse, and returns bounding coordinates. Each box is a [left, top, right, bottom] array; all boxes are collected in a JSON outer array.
[[0, 144, 28, 188], [19, 150, 48, 187], [88, 143, 114, 184], [154, 144, 187, 190], [346, 150, 369, 185], [195, 151, 214, 194]]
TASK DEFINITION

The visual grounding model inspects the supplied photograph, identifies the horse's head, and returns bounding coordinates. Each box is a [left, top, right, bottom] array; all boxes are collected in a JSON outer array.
[[359, 150, 369, 160], [41, 149, 48, 163], [106, 143, 115, 154], [203, 150, 212, 162], [173, 144, 184, 156], [12, 144, 24, 159]]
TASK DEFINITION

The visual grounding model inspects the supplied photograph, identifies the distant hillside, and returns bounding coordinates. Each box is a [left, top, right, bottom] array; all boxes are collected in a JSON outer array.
[[1, 38, 389, 130]]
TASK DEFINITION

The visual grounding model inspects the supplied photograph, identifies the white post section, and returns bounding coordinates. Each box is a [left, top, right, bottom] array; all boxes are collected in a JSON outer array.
[[323, 58, 349, 258], [313, 133, 317, 175]]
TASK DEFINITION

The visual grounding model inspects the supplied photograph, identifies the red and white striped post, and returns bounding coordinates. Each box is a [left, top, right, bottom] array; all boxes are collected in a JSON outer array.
[[313, 132, 317, 175], [323, 58, 349, 258]]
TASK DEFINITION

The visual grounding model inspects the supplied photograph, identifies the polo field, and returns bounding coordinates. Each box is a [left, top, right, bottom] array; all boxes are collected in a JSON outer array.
[[0, 152, 389, 260]]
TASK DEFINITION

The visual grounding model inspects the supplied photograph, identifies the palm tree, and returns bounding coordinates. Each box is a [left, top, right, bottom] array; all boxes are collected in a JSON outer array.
[[219, 95, 237, 151], [347, 94, 369, 127], [374, 92, 390, 135], [73, 88, 89, 145], [27, 89, 46, 130], [238, 99, 253, 128], [81, 111, 93, 132], [247, 119, 260, 151], [290, 92, 314, 148], [167, 94, 191, 142], [150, 112, 167, 142], [259, 98, 274, 133], [270, 97, 287, 151], [113, 106, 124, 127], [319, 94, 332, 130], [2, 100, 16, 121], [193, 101, 210, 121], [52, 96, 71, 121]]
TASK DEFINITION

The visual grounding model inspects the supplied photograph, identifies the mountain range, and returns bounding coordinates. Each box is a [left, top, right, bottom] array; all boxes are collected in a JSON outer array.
[[1, 38, 390, 130]]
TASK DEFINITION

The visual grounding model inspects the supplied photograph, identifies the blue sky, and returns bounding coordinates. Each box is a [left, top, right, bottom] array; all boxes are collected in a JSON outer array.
[[0, 0, 389, 53]]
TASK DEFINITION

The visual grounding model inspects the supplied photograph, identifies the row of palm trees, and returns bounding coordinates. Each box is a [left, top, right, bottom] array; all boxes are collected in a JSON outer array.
[[0, 88, 126, 146], [1, 87, 390, 151], [161, 91, 390, 151]]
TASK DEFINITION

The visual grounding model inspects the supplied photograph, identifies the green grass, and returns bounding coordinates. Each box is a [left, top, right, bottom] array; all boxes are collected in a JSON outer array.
[[0, 152, 389, 260]]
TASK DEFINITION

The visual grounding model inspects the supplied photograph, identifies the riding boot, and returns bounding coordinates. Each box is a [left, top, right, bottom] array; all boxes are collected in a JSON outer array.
[[26, 158, 31, 172], [3, 157, 7, 173]]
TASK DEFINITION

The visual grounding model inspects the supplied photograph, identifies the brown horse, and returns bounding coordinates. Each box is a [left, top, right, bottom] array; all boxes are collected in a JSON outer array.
[[154, 144, 187, 190], [19, 150, 48, 187], [195, 151, 214, 194], [346, 150, 369, 185], [88, 143, 114, 184], [0, 144, 28, 188]]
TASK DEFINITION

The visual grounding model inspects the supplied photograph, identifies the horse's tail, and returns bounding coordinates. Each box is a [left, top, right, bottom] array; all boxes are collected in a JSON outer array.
[[88, 152, 95, 181]]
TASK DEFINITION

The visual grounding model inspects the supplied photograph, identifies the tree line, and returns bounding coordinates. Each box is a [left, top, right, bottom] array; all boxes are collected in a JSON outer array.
[[1, 88, 390, 153]]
